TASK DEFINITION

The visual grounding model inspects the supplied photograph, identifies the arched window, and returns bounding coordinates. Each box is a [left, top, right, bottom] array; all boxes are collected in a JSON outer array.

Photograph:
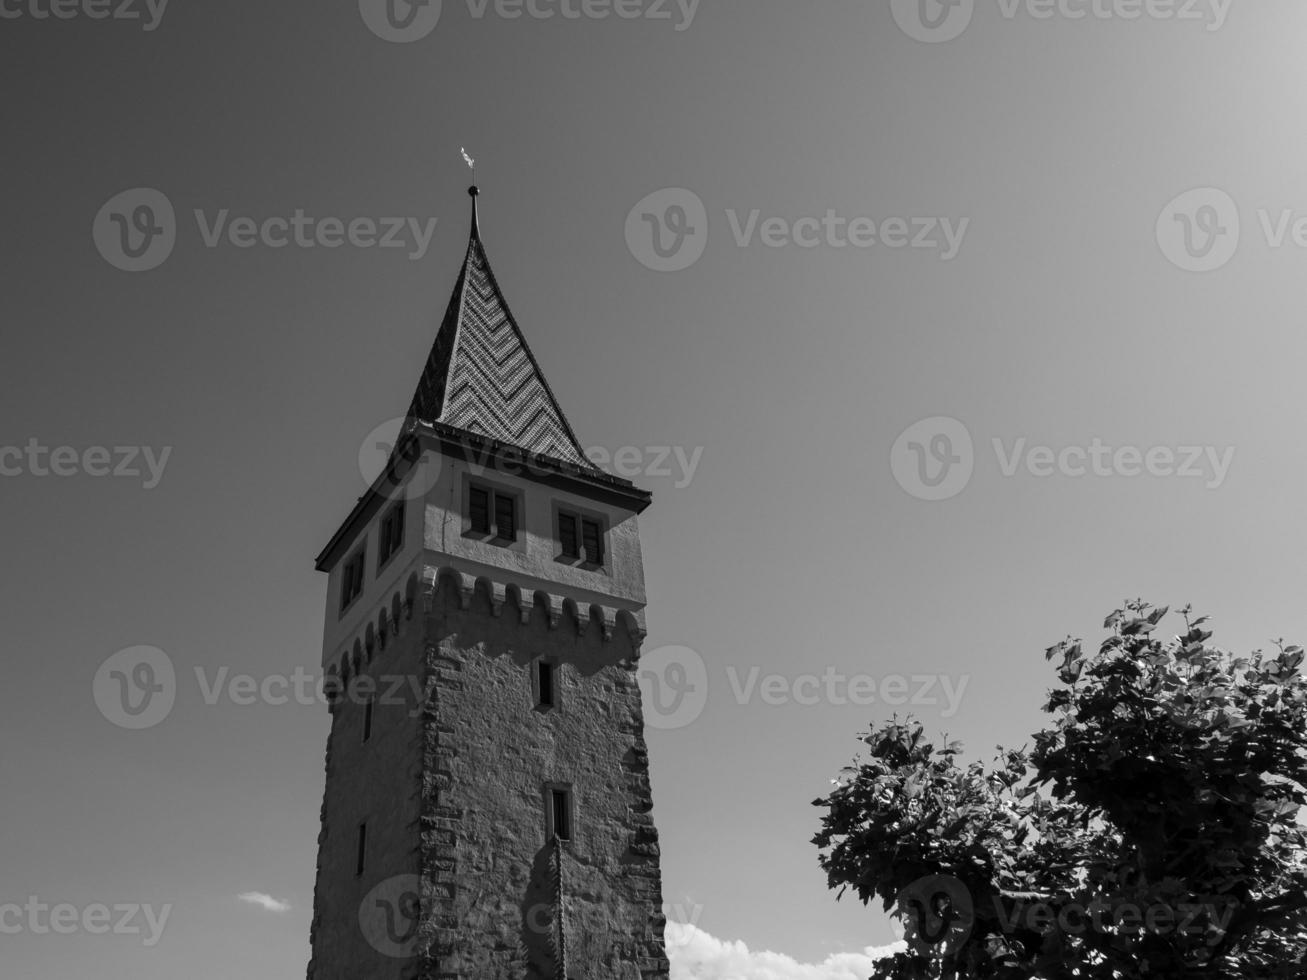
[[405, 574, 418, 621]]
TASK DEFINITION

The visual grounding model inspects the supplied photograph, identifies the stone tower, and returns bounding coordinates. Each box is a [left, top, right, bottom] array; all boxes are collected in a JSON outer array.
[[306, 188, 669, 980]]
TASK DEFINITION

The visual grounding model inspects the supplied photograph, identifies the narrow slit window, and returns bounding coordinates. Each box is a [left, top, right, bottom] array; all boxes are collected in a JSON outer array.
[[537, 661, 557, 709], [362, 697, 374, 743], [355, 822, 368, 877], [550, 788, 573, 842]]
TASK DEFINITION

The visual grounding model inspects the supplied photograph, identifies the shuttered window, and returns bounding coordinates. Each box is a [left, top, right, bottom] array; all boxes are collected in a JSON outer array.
[[469, 486, 490, 534], [581, 519, 603, 566], [379, 502, 405, 568], [494, 493, 516, 542], [340, 549, 366, 612], [558, 513, 579, 558], [558, 509, 605, 566]]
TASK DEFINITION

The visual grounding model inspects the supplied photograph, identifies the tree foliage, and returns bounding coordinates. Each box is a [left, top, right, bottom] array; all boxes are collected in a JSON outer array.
[[812, 603, 1307, 979]]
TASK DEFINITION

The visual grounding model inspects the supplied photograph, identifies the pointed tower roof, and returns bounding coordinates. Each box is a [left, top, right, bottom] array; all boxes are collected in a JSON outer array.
[[315, 186, 650, 574], [405, 187, 596, 470]]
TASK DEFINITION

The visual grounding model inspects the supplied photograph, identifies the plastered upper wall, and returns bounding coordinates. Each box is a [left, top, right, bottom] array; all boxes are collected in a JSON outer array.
[[320, 446, 647, 669]]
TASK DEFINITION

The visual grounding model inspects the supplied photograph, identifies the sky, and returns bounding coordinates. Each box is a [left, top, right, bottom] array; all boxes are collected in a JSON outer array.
[[5, 1, 1307, 978]]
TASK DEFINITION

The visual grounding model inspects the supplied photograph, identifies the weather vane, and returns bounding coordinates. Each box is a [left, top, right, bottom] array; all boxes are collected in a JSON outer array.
[[461, 147, 476, 184]]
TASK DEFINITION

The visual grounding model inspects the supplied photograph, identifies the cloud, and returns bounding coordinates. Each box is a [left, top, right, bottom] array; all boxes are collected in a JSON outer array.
[[667, 922, 904, 980], [237, 892, 292, 913]]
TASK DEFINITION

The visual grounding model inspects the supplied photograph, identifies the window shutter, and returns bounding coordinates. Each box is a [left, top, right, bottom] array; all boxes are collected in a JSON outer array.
[[494, 493, 516, 541], [581, 519, 603, 566], [559, 513, 579, 558], [470, 486, 490, 534]]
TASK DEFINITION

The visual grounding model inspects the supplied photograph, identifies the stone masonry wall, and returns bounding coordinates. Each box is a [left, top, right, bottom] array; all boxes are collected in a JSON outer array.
[[419, 574, 669, 980], [307, 609, 425, 980]]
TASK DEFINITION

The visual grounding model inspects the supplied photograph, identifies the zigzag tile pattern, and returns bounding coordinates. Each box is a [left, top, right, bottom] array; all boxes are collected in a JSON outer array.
[[407, 237, 595, 469], [441, 246, 590, 465]]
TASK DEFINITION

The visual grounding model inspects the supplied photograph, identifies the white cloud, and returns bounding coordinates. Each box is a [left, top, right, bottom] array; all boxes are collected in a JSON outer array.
[[667, 922, 904, 980], [237, 892, 292, 913]]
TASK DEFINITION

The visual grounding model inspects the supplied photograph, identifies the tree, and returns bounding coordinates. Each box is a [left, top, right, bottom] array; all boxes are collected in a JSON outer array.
[[812, 602, 1307, 979]]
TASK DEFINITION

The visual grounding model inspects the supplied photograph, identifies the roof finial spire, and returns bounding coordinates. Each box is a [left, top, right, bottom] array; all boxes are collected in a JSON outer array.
[[461, 147, 479, 237]]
